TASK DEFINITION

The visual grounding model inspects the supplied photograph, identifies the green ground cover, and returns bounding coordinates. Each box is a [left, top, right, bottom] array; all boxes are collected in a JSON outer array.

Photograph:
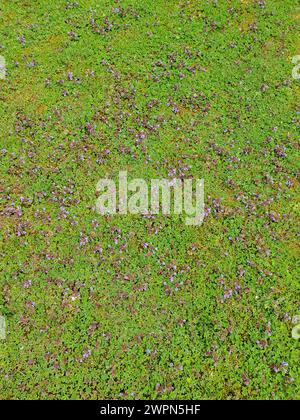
[[0, 0, 299, 399]]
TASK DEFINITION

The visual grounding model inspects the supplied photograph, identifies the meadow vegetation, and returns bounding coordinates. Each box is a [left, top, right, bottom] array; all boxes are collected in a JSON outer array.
[[0, 0, 299, 399]]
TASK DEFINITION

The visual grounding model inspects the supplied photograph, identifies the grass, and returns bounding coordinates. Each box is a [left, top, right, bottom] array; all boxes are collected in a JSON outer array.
[[0, 0, 299, 400]]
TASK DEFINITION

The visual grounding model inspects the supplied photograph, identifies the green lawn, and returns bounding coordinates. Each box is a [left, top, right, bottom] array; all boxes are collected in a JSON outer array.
[[0, 0, 299, 399]]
